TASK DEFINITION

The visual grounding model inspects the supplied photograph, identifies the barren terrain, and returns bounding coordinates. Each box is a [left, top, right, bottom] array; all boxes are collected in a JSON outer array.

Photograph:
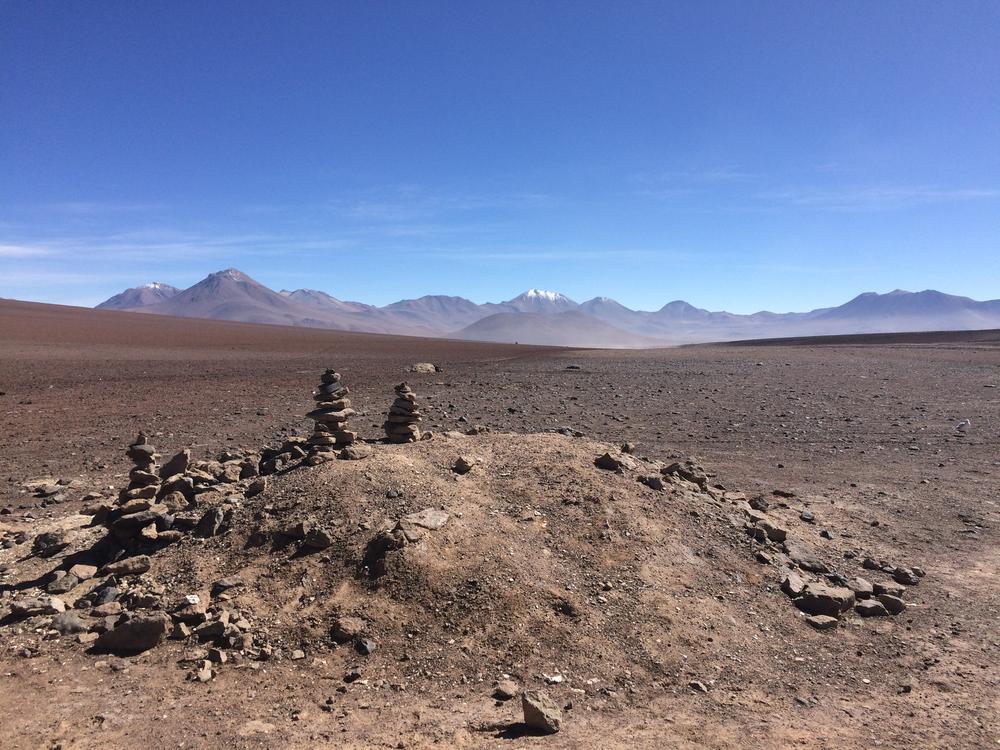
[[1, 299, 998, 749]]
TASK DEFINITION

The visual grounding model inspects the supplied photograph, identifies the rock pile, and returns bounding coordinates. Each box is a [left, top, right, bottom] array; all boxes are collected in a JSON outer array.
[[118, 433, 161, 508], [383, 383, 423, 443], [305, 369, 356, 463]]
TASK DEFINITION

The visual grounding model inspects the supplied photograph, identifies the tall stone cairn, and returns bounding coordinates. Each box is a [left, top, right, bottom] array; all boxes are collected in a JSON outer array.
[[118, 433, 162, 506], [305, 369, 356, 461], [383, 382, 422, 443]]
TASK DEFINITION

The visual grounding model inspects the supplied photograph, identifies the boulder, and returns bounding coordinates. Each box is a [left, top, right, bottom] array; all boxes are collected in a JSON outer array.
[[194, 507, 226, 538], [856, 599, 889, 617], [877, 594, 906, 615], [330, 616, 366, 643], [95, 613, 170, 653], [493, 680, 519, 701], [780, 571, 807, 598], [892, 567, 920, 586], [521, 690, 562, 734], [847, 577, 874, 599], [245, 477, 267, 498]]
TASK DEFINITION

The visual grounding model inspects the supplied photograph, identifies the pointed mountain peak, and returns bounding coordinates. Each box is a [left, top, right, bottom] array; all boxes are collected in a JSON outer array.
[[208, 268, 254, 282], [515, 288, 573, 302]]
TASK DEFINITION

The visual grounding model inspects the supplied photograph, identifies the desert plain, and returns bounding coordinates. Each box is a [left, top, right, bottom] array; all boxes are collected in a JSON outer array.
[[0, 298, 997, 749]]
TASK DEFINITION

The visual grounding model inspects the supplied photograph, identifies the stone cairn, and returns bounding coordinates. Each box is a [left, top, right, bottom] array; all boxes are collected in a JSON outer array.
[[119, 433, 161, 507], [305, 369, 356, 462], [383, 382, 423, 443]]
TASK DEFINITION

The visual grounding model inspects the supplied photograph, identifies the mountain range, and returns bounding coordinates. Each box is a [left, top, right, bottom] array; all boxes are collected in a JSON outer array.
[[94, 269, 1000, 347]]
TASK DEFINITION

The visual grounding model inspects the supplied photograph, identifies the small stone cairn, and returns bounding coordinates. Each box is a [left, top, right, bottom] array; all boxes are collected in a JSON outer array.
[[305, 369, 356, 462], [119, 433, 161, 506], [383, 383, 423, 443]]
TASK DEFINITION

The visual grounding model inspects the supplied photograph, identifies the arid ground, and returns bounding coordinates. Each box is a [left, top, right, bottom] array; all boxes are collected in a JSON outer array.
[[1, 299, 997, 749]]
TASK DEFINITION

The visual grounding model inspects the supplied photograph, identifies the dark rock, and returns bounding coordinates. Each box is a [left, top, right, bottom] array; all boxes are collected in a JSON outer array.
[[32, 531, 69, 558], [452, 456, 475, 474], [47, 573, 80, 595], [847, 578, 874, 599], [638, 475, 665, 491], [877, 594, 906, 615], [303, 528, 333, 550], [159, 449, 191, 479], [355, 637, 376, 655], [784, 542, 829, 573], [194, 507, 226, 538], [211, 577, 244, 597], [805, 614, 839, 630], [893, 568, 920, 586], [856, 599, 889, 617], [873, 581, 906, 597], [794, 582, 855, 617], [94, 613, 170, 654]]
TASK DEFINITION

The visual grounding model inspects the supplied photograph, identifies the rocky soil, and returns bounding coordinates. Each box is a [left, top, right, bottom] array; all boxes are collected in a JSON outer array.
[[0, 300, 997, 748]]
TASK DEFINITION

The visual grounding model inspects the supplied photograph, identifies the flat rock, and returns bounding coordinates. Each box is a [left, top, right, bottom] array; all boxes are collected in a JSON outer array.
[[794, 582, 855, 617], [100, 555, 151, 576], [401, 508, 450, 531], [784, 541, 830, 573], [806, 614, 839, 630], [69, 564, 98, 581], [10, 595, 66, 616]]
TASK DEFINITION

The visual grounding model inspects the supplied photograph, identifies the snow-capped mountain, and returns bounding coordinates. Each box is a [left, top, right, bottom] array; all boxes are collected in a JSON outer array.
[[95, 282, 180, 310], [95, 272, 1000, 347], [500, 289, 579, 313]]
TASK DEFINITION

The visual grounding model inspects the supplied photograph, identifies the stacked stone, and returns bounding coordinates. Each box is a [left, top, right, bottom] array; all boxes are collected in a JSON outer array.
[[118, 433, 161, 506], [305, 369, 356, 460], [383, 383, 422, 443]]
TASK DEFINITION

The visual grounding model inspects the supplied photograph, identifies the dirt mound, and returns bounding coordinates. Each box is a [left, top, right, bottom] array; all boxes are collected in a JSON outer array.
[[2, 429, 937, 747]]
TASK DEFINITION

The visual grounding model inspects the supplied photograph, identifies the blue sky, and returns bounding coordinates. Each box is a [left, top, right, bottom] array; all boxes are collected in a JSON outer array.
[[2, 1, 999, 312]]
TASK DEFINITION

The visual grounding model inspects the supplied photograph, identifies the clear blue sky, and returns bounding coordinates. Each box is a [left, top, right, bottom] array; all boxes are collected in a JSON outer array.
[[2, 1, 999, 311]]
